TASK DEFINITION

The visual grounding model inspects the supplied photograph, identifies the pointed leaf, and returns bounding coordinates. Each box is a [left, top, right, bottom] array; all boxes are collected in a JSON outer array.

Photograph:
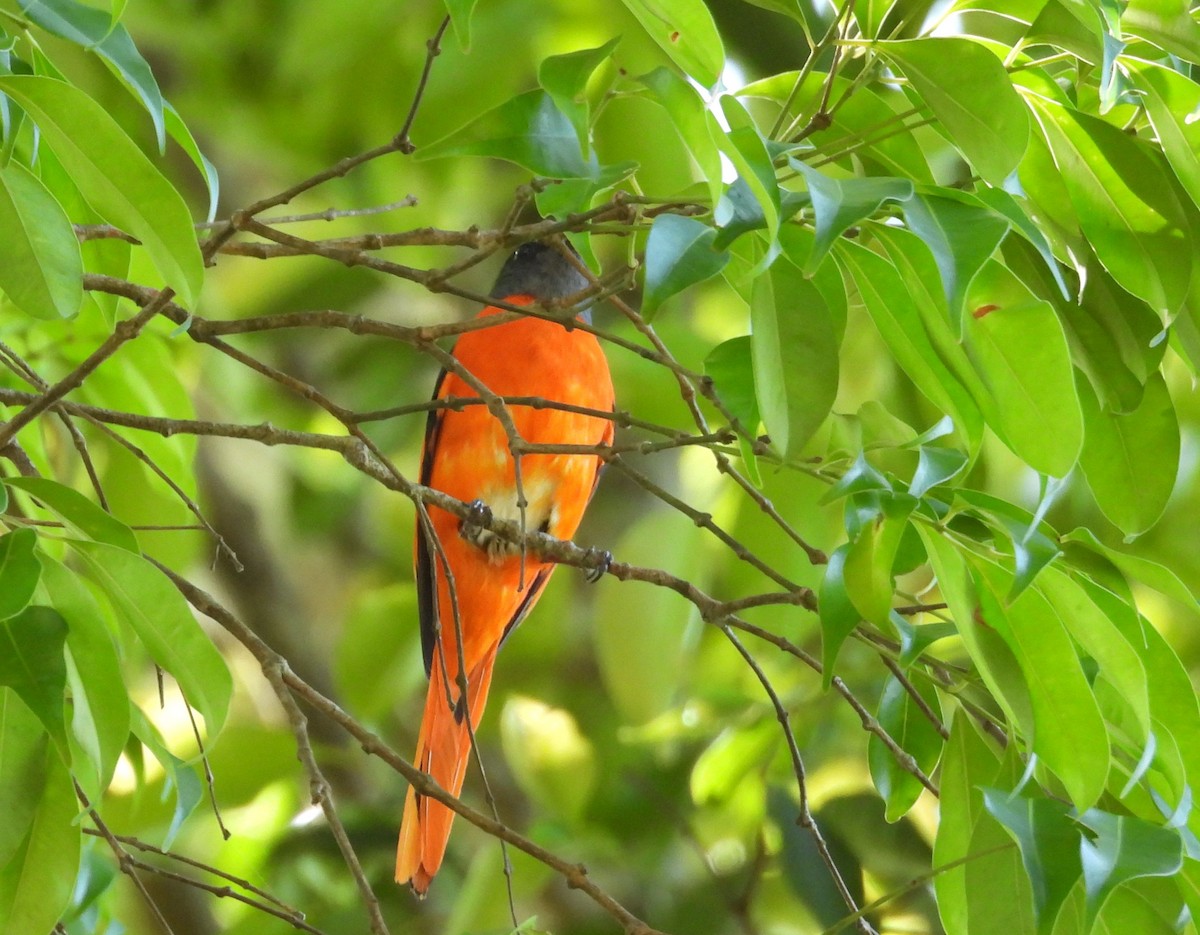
[[869, 674, 944, 821], [0, 607, 68, 756], [538, 38, 620, 149], [443, 0, 480, 52], [909, 446, 968, 498], [0, 159, 81, 319], [704, 335, 759, 430], [5, 477, 138, 552], [751, 256, 838, 459], [877, 37, 1030, 185], [617, 0, 724, 87], [642, 213, 728, 318], [0, 529, 40, 621], [819, 543, 860, 685], [1078, 810, 1184, 927], [0, 75, 202, 306]]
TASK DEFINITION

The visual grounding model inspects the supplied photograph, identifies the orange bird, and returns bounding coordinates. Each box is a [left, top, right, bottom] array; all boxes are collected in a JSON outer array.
[[396, 241, 614, 894]]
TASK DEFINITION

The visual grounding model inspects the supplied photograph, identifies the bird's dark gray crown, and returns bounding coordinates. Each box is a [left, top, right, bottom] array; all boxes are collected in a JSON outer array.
[[490, 241, 589, 305]]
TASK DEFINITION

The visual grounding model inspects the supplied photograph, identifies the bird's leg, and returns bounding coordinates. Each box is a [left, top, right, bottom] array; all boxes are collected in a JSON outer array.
[[582, 546, 612, 583]]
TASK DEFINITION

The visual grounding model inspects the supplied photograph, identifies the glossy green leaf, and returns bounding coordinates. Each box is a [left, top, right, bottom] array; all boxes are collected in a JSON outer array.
[[869, 674, 944, 821], [1078, 810, 1183, 927], [640, 67, 723, 201], [1077, 373, 1179, 538], [981, 789, 1082, 934], [70, 540, 231, 739], [909, 446, 968, 498], [791, 163, 912, 274], [0, 159, 81, 319], [0, 691, 46, 867], [617, 0, 725, 87], [704, 335, 759, 430], [0, 76, 202, 306], [1037, 568, 1150, 739], [0, 606, 68, 755], [19, 0, 167, 150], [877, 37, 1030, 185], [975, 186, 1070, 301], [420, 90, 635, 185], [39, 558, 127, 791], [1024, 90, 1193, 316], [956, 488, 1065, 600], [713, 176, 809, 251], [1128, 60, 1200, 213], [976, 564, 1110, 808], [750, 255, 838, 460], [819, 543, 860, 685], [964, 299, 1083, 477], [443, 0, 480, 51], [1124, 0, 1200, 63], [712, 98, 781, 260], [903, 189, 1010, 330], [844, 497, 913, 626], [165, 102, 219, 223], [0, 737, 78, 935], [934, 710, 1030, 935], [538, 38, 620, 150], [836, 239, 984, 452], [5, 477, 138, 552], [820, 452, 892, 505], [642, 214, 728, 318], [0, 529, 40, 621], [1064, 527, 1200, 614]]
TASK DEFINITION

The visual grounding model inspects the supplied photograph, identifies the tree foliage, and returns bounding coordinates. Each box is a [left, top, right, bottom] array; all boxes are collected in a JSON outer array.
[[0, 1, 1199, 933]]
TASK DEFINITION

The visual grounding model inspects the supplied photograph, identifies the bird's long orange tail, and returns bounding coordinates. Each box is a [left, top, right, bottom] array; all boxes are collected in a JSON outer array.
[[395, 644, 499, 895]]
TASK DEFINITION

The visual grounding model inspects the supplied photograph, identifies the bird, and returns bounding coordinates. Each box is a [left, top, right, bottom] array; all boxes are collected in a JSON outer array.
[[395, 239, 614, 895]]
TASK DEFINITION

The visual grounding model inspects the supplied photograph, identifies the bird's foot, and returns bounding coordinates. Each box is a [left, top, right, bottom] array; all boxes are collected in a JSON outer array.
[[463, 498, 493, 530], [583, 547, 612, 583]]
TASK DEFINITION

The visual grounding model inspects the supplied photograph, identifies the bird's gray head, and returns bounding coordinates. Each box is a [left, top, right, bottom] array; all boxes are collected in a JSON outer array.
[[489, 241, 590, 310]]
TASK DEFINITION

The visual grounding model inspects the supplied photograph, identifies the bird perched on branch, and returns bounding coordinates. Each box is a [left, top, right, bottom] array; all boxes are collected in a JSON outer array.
[[396, 240, 614, 895]]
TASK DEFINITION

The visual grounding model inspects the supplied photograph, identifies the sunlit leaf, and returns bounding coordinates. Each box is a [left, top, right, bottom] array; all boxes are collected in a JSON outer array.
[[538, 38, 620, 151], [1078, 810, 1184, 927], [751, 256, 838, 460], [617, 0, 725, 87], [982, 789, 1082, 934], [909, 446, 968, 498], [877, 37, 1030, 185], [0, 75, 202, 306], [0, 159, 81, 319], [5, 477, 138, 552]]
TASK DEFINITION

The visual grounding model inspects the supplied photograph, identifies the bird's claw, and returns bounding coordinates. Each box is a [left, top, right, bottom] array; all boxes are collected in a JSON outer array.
[[463, 498, 493, 529], [583, 547, 612, 583]]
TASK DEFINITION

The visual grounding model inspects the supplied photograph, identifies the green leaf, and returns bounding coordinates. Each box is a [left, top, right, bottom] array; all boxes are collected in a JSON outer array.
[[704, 335, 759, 430], [0, 691, 46, 867], [165, 102, 219, 223], [903, 189, 1010, 330], [5, 477, 138, 552], [0, 75, 202, 306], [419, 89, 635, 185], [934, 710, 1031, 935], [1037, 569, 1151, 740], [820, 451, 891, 505], [844, 496, 913, 626], [819, 543, 860, 685], [975, 186, 1070, 301], [975, 563, 1110, 808], [876, 37, 1030, 185], [963, 298, 1083, 477], [593, 509, 703, 724], [642, 214, 728, 318], [981, 789, 1082, 934], [838, 235, 984, 453], [1078, 810, 1183, 927], [1124, 0, 1200, 63], [443, 0, 480, 51], [39, 557, 128, 792], [538, 38, 620, 151], [70, 540, 231, 739], [909, 446, 968, 498], [1127, 60, 1200, 214], [750, 256, 838, 460], [0, 159, 81, 319], [0, 606, 68, 756], [0, 529, 40, 621], [1023, 89, 1193, 316], [713, 176, 809, 251], [711, 98, 781, 260], [640, 67, 723, 202], [1064, 527, 1200, 614], [691, 718, 776, 804], [1077, 373, 1179, 538], [617, 0, 725, 87], [0, 734, 78, 935], [19, 0, 167, 151], [869, 674, 944, 821], [128, 705, 201, 849], [791, 163, 912, 274]]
